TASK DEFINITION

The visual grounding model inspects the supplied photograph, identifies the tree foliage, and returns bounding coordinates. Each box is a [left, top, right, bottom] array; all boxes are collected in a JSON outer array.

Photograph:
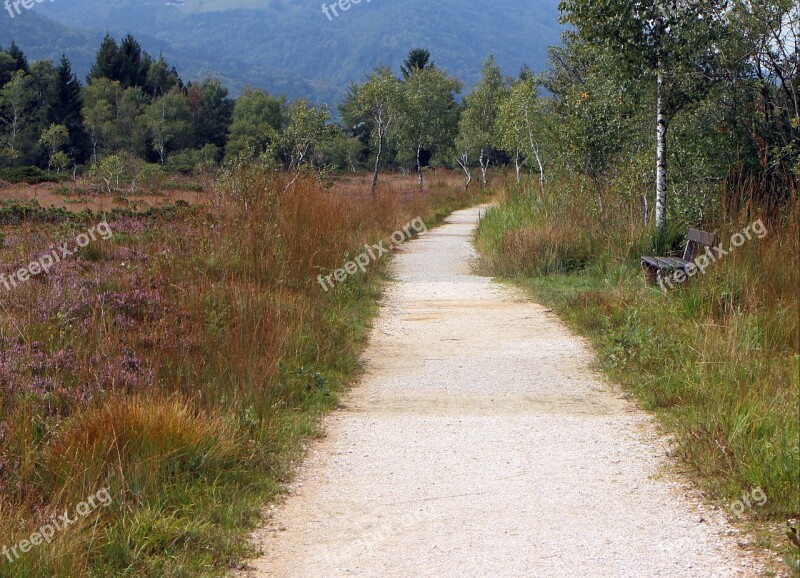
[[282, 99, 332, 170], [457, 56, 508, 187], [0, 25, 793, 218], [225, 88, 285, 161], [345, 66, 401, 192], [401, 48, 435, 79], [560, 0, 728, 227], [395, 67, 461, 188], [496, 75, 549, 188]]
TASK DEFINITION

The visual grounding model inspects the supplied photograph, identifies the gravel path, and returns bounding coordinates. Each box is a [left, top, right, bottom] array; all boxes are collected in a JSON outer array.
[[244, 206, 762, 577]]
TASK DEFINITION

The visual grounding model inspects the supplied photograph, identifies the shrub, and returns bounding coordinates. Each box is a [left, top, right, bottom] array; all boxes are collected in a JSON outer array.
[[0, 166, 60, 185]]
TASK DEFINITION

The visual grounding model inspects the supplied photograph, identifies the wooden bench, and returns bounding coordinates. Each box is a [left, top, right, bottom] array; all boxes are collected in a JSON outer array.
[[641, 228, 717, 288]]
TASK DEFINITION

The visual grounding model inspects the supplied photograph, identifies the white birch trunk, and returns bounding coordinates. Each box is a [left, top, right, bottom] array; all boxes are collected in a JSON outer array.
[[371, 122, 384, 195], [655, 70, 668, 229], [457, 152, 472, 191], [528, 130, 545, 193], [371, 112, 392, 195], [416, 143, 424, 190], [479, 148, 490, 187]]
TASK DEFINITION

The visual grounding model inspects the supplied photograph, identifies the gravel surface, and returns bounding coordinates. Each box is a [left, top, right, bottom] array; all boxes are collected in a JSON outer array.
[[243, 206, 764, 577]]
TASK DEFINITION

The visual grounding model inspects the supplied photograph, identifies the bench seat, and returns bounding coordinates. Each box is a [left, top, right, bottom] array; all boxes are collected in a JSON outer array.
[[641, 256, 693, 271], [641, 228, 716, 288]]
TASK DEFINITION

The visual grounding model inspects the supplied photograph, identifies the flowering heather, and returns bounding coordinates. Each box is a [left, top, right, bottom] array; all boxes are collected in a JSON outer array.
[[106, 217, 146, 237], [0, 214, 170, 417]]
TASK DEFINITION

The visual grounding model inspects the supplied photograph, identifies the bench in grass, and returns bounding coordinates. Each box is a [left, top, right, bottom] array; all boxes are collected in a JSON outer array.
[[641, 228, 717, 288]]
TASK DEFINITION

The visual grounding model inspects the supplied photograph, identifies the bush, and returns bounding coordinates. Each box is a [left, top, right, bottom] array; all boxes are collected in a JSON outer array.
[[135, 164, 168, 194], [166, 145, 221, 176], [0, 166, 61, 185], [89, 153, 141, 194]]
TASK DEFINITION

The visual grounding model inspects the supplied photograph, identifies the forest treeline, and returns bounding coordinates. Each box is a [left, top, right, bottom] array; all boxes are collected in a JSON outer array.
[[1, 0, 798, 226]]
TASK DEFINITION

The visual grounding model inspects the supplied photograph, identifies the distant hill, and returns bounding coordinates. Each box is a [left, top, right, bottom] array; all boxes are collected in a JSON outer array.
[[2, 0, 563, 106], [0, 12, 101, 79]]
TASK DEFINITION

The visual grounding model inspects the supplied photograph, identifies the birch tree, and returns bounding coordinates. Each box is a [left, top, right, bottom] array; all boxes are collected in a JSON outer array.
[[545, 35, 637, 212], [283, 99, 332, 171], [396, 67, 461, 190], [83, 78, 118, 162], [39, 124, 68, 172], [458, 56, 507, 187], [349, 67, 400, 194], [496, 75, 548, 190], [454, 131, 474, 191], [560, 0, 727, 229], [0, 71, 34, 156], [143, 89, 191, 163]]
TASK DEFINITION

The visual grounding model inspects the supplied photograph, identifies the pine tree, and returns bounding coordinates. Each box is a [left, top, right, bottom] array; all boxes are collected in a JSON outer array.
[[0, 43, 28, 89], [50, 56, 89, 163], [401, 49, 435, 79], [88, 34, 154, 92], [7, 42, 29, 75], [118, 35, 152, 90], [88, 34, 121, 84]]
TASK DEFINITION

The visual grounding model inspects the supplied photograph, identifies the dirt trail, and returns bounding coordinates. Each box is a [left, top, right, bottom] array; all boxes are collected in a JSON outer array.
[[244, 206, 762, 577]]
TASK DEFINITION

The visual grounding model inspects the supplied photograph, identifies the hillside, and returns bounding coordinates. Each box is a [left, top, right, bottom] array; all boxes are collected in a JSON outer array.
[[1, 0, 563, 104]]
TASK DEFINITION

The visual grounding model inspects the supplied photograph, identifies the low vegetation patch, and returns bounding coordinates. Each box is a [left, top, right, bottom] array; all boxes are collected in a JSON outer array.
[[0, 167, 63, 186]]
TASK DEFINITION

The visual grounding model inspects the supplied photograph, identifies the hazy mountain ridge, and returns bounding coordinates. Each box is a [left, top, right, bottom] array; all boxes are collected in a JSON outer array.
[[2, 0, 563, 104]]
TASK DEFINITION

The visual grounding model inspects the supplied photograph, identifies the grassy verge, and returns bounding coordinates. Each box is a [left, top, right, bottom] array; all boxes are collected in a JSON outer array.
[[476, 177, 799, 573], [0, 168, 483, 577]]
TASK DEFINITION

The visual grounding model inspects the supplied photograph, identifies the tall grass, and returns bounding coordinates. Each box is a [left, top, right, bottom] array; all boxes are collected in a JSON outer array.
[[477, 174, 799, 564], [0, 168, 480, 576]]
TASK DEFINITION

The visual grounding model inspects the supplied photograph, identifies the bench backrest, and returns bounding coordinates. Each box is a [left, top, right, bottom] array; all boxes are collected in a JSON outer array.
[[683, 229, 717, 261]]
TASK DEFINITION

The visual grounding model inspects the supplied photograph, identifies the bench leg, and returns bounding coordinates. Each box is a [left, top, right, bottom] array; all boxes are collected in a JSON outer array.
[[641, 262, 659, 287]]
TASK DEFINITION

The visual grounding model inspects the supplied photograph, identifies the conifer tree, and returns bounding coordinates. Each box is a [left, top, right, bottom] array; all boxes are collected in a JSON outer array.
[[50, 56, 89, 163]]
